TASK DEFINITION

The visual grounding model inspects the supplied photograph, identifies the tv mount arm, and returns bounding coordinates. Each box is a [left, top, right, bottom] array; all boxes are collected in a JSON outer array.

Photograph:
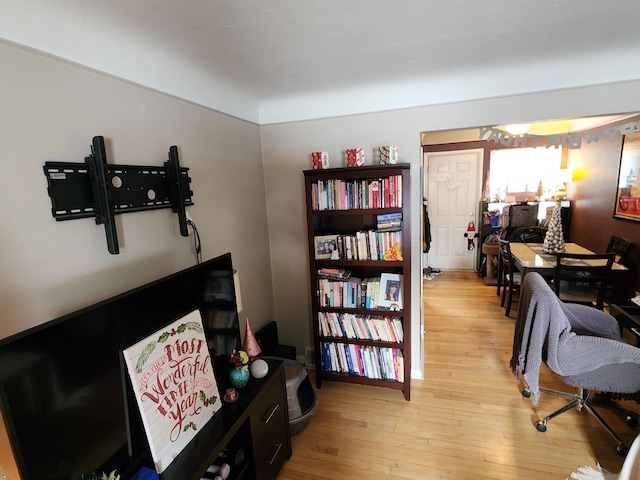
[[43, 136, 194, 254]]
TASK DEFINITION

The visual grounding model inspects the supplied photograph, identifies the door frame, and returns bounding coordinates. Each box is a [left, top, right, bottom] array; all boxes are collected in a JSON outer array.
[[421, 148, 483, 272]]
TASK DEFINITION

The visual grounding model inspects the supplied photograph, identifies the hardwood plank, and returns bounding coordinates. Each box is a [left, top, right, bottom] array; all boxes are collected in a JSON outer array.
[[277, 271, 636, 479]]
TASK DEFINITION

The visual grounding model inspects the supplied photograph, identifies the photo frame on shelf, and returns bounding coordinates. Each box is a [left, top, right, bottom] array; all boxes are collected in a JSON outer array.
[[614, 132, 640, 222], [314, 234, 338, 259], [377, 273, 403, 310]]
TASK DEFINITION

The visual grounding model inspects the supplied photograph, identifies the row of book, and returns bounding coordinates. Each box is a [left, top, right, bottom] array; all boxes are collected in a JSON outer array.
[[318, 276, 381, 309], [376, 213, 402, 230], [310, 175, 403, 211], [316, 230, 403, 261], [321, 342, 404, 382], [317, 267, 351, 279], [318, 312, 404, 343]]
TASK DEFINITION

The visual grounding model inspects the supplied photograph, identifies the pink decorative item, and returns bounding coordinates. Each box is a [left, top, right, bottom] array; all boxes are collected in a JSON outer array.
[[243, 318, 262, 359], [311, 151, 329, 169], [379, 145, 398, 165], [346, 148, 365, 167]]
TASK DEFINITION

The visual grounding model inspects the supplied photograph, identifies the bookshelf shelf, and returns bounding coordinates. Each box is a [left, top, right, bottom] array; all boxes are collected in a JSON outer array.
[[304, 163, 411, 401]]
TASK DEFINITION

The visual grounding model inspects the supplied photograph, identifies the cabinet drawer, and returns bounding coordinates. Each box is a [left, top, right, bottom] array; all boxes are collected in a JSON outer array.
[[250, 377, 287, 445], [254, 428, 289, 480]]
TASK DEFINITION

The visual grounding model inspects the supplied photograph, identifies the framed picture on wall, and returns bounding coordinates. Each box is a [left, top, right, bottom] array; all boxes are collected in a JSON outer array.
[[614, 132, 640, 222]]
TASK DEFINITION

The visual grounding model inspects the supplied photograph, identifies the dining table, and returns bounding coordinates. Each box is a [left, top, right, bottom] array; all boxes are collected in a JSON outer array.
[[509, 242, 628, 277], [509, 242, 630, 302]]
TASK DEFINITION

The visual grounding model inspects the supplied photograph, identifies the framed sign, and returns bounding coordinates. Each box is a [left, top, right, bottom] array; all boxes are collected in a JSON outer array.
[[123, 310, 221, 473], [614, 132, 640, 222]]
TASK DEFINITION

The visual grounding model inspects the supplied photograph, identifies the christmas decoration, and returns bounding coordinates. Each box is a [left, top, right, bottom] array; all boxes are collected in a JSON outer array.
[[378, 145, 398, 164], [243, 318, 262, 359], [536, 180, 545, 200], [478, 120, 640, 150], [346, 148, 365, 167], [463, 221, 478, 251], [311, 151, 329, 169], [543, 204, 566, 254]]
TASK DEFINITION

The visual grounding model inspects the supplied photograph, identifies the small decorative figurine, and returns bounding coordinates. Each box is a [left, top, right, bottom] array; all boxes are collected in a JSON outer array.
[[311, 151, 329, 169], [463, 221, 478, 251], [379, 145, 398, 165], [383, 243, 403, 261], [346, 148, 365, 167]]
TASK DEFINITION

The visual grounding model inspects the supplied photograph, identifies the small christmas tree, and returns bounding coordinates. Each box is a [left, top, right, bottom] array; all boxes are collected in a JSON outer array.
[[243, 318, 262, 359], [543, 204, 565, 254], [536, 180, 544, 200]]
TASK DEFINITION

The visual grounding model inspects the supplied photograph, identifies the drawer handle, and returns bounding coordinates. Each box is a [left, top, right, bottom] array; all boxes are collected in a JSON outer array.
[[268, 442, 283, 465], [261, 402, 279, 424]]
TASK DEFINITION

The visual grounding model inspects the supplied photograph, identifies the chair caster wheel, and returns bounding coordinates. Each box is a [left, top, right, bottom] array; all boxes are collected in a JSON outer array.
[[521, 389, 531, 398], [535, 421, 547, 432], [616, 444, 628, 456]]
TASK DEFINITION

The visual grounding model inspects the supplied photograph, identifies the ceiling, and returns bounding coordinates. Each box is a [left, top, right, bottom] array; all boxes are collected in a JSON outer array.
[[3, 1, 640, 124]]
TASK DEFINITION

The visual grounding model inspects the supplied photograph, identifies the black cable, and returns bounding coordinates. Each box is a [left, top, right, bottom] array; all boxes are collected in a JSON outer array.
[[186, 219, 202, 264]]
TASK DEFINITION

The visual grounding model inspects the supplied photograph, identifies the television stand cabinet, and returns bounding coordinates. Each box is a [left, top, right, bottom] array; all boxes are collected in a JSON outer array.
[[158, 358, 292, 480]]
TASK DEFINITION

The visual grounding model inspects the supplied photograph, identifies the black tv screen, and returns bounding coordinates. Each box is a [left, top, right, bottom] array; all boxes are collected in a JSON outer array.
[[0, 252, 241, 480]]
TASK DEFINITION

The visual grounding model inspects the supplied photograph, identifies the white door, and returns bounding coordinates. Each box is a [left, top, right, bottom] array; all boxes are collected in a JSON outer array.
[[424, 149, 482, 270]]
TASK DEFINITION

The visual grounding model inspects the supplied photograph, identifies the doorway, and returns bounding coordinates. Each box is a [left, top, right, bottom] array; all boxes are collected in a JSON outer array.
[[423, 149, 483, 271]]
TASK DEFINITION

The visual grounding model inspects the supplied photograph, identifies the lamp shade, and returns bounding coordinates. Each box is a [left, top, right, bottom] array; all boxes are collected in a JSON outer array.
[[558, 168, 573, 184], [233, 269, 243, 313]]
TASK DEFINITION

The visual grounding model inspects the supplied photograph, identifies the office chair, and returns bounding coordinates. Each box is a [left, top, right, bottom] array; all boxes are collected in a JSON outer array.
[[497, 239, 521, 317], [510, 272, 640, 454], [554, 252, 615, 310]]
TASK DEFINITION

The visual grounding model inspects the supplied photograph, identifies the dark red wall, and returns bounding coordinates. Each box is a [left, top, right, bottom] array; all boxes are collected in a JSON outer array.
[[569, 133, 640, 295]]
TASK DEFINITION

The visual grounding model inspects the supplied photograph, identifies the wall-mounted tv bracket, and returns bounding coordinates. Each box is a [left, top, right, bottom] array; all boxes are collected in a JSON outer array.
[[43, 136, 194, 254]]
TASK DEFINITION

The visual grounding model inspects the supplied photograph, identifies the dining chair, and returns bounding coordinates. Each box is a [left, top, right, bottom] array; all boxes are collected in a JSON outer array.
[[554, 252, 615, 310], [607, 235, 632, 265], [498, 239, 522, 317], [603, 236, 634, 306]]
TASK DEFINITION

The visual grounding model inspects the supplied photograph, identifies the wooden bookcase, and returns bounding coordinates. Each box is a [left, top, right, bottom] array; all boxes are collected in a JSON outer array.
[[303, 163, 411, 401]]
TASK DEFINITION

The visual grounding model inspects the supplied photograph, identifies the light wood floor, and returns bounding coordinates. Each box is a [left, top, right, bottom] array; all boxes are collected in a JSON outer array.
[[277, 271, 638, 479]]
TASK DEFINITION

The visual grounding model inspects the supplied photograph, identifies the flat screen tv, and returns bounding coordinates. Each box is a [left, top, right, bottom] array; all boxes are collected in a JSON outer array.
[[0, 252, 241, 480]]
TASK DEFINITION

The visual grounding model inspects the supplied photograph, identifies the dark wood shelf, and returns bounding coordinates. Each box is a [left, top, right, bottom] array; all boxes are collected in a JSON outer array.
[[318, 371, 405, 389], [304, 164, 411, 401]]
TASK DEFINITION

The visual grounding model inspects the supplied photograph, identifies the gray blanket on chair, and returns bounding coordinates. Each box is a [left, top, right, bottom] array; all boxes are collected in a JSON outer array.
[[509, 272, 640, 406]]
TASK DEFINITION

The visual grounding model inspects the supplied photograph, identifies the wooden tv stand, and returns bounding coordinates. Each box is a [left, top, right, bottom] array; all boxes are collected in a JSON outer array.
[[159, 358, 292, 480]]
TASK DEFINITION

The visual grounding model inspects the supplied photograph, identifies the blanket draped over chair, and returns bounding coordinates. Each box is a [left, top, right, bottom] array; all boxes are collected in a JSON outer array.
[[509, 272, 640, 406]]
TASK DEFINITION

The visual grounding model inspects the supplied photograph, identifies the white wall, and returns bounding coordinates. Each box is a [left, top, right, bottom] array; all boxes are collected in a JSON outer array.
[[0, 41, 274, 478], [261, 81, 640, 382], [0, 41, 274, 340]]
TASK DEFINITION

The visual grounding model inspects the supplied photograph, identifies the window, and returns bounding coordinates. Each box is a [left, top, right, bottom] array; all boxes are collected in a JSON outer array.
[[489, 147, 563, 201]]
